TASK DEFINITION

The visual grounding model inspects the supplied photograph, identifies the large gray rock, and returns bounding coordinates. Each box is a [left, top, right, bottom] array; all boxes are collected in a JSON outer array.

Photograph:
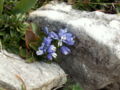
[[29, 1, 120, 90], [0, 50, 66, 90]]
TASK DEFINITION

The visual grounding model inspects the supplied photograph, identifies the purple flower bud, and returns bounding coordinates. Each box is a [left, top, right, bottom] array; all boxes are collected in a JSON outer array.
[[58, 28, 67, 37], [49, 31, 59, 40], [47, 54, 53, 60], [60, 46, 71, 55], [44, 27, 49, 35], [43, 37, 52, 46], [63, 40, 75, 45]]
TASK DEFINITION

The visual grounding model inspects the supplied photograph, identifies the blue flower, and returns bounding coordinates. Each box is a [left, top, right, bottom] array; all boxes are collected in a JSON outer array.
[[36, 43, 57, 60], [44, 27, 58, 40], [43, 37, 52, 46], [47, 45, 56, 53], [36, 44, 44, 56], [47, 52, 57, 60], [48, 31, 59, 40], [36, 43, 45, 55], [44, 27, 49, 35], [58, 28, 75, 46], [47, 45, 57, 60], [60, 46, 71, 55], [36, 37, 52, 56], [37, 27, 75, 60], [38, 43, 45, 50], [63, 33, 75, 45], [36, 49, 44, 55], [58, 28, 67, 37], [47, 54, 53, 60]]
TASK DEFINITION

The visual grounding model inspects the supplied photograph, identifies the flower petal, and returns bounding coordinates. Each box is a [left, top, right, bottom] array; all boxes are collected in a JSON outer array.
[[49, 31, 59, 40], [44, 27, 49, 35], [58, 28, 67, 37], [66, 33, 73, 37], [58, 40, 63, 47], [63, 33, 75, 45], [47, 54, 53, 60], [52, 52, 57, 58], [63, 38, 75, 45], [38, 43, 45, 50], [43, 37, 52, 46], [36, 50, 44, 55], [47, 45, 56, 53], [60, 46, 71, 55]]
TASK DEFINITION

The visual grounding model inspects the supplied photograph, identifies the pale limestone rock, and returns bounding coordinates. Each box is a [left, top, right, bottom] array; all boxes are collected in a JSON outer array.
[[29, 1, 120, 90], [0, 50, 66, 90]]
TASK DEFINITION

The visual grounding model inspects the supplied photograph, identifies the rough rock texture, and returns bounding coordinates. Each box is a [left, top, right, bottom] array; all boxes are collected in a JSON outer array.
[[29, 1, 120, 90], [0, 50, 66, 90]]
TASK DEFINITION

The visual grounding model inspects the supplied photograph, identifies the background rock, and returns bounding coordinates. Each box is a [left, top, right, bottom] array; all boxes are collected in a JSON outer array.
[[0, 50, 66, 90], [29, 1, 120, 90]]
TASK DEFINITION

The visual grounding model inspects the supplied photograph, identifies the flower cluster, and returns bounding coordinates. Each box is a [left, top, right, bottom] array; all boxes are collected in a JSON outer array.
[[36, 27, 75, 60]]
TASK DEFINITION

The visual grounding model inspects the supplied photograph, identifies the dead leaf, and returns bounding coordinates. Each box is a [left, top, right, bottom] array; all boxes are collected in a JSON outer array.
[[15, 74, 27, 90], [25, 24, 39, 49]]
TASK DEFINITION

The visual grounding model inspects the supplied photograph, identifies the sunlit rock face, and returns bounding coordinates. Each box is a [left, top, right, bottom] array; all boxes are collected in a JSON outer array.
[[0, 51, 66, 90], [29, 1, 120, 90]]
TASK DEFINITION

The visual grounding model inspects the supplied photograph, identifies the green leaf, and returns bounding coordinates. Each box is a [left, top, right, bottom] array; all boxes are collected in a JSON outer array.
[[12, 0, 37, 14], [26, 56, 35, 63], [31, 23, 38, 34], [64, 83, 83, 90], [0, 0, 4, 15], [71, 84, 83, 90], [29, 41, 40, 51], [0, 32, 5, 36], [19, 48, 26, 58], [21, 84, 26, 90], [10, 30, 15, 37], [6, 46, 19, 55]]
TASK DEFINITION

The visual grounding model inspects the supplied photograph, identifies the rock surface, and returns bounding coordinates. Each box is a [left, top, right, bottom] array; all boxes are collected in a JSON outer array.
[[0, 50, 66, 90], [29, 1, 120, 90]]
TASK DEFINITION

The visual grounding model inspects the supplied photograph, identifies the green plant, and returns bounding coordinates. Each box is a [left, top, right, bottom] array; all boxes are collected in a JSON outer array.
[[0, 0, 4, 14], [63, 83, 83, 90], [33, 0, 52, 10], [0, 0, 76, 62], [0, 0, 37, 14], [58, 78, 83, 90], [73, 0, 120, 14], [0, 0, 39, 62], [12, 0, 37, 14]]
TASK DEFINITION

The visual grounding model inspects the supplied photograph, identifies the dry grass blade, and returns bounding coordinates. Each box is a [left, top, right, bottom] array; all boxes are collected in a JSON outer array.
[[15, 74, 27, 90]]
